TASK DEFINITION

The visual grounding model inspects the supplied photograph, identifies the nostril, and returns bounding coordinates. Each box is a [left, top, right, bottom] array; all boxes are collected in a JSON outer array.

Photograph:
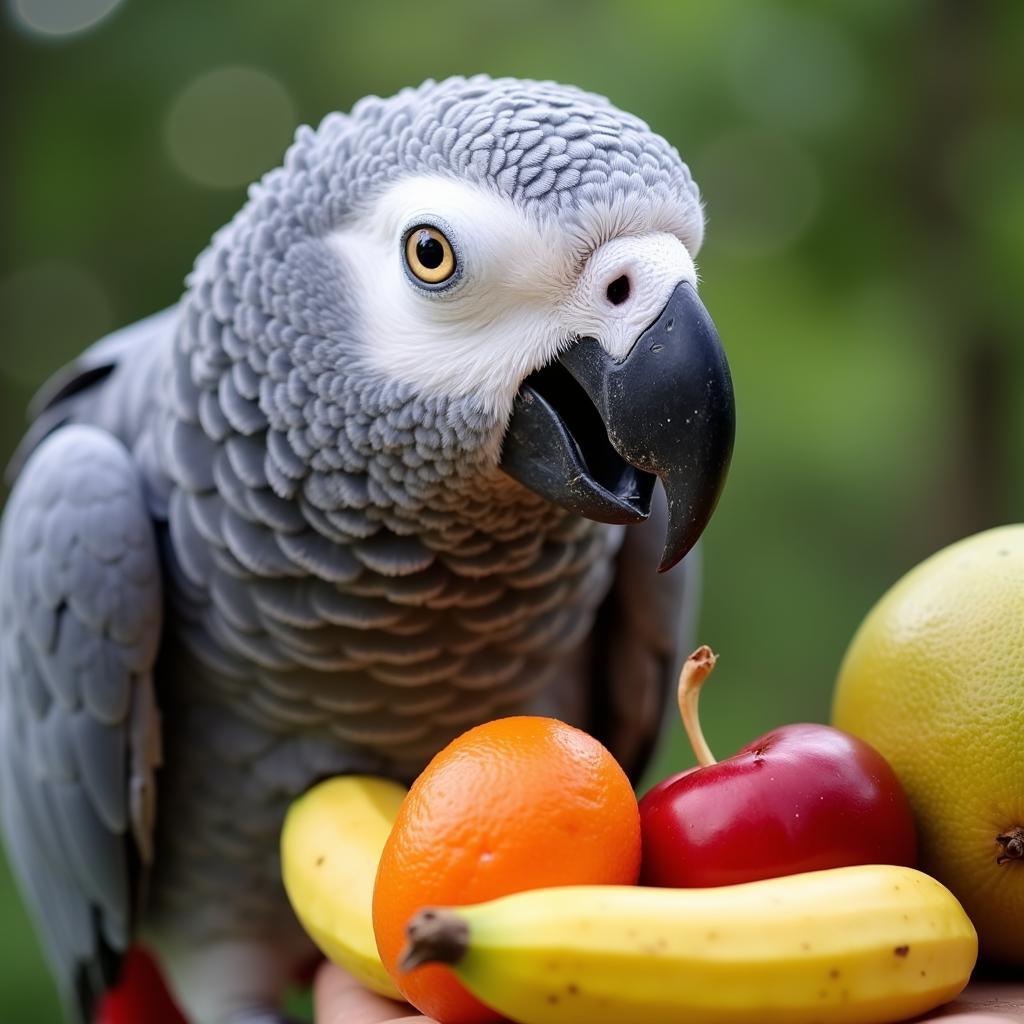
[[605, 275, 631, 307]]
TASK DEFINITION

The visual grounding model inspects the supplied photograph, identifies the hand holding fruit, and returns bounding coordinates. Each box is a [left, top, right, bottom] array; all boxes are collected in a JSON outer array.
[[314, 962, 435, 1023]]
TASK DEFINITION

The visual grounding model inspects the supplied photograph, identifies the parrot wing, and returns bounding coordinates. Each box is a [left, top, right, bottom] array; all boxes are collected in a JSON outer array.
[[590, 485, 701, 783], [5, 306, 178, 485], [0, 425, 163, 1023]]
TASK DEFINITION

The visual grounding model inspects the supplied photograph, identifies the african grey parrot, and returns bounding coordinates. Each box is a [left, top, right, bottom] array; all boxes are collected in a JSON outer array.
[[0, 76, 733, 1023]]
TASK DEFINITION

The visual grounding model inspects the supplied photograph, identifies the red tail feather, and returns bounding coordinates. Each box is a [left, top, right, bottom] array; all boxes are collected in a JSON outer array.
[[95, 947, 187, 1024]]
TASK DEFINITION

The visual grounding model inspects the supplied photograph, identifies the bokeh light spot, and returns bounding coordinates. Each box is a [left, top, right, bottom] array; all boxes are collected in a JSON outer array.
[[8, 0, 125, 38], [165, 67, 297, 190], [696, 132, 822, 259], [728, 10, 864, 134], [0, 264, 113, 391]]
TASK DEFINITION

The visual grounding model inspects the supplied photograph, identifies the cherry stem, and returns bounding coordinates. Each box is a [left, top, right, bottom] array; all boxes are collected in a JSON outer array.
[[677, 645, 719, 768]]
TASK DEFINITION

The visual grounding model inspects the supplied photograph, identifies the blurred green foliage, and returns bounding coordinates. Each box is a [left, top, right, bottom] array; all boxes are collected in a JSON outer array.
[[1, 0, 1022, 1019]]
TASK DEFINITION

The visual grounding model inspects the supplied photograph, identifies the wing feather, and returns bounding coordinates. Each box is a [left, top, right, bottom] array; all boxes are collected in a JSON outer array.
[[590, 486, 701, 782], [0, 425, 162, 1022]]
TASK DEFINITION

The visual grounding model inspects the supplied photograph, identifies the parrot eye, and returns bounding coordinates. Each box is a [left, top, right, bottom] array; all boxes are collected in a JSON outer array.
[[404, 225, 457, 285]]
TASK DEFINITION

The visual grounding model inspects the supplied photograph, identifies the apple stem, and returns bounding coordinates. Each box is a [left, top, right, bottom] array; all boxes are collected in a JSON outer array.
[[678, 645, 719, 768]]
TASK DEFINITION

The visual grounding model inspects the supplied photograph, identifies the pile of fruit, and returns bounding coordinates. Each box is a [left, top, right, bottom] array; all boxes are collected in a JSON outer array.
[[282, 525, 1024, 1024]]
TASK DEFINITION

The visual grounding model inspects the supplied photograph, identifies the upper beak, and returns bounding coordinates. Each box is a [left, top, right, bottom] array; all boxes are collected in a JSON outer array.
[[499, 281, 735, 571]]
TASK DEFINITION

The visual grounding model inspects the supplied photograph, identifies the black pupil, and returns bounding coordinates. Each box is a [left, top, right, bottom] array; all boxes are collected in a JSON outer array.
[[415, 232, 445, 270]]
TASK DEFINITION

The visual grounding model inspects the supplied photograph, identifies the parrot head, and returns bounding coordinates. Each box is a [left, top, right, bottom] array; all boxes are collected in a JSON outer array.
[[200, 76, 733, 570]]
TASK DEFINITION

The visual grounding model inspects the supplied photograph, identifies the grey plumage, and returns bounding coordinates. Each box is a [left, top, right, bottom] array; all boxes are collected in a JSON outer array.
[[0, 427, 162, 1018], [0, 76, 708, 1023]]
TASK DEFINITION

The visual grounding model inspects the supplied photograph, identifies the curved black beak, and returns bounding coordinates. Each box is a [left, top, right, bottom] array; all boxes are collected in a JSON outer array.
[[499, 281, 735, 571]]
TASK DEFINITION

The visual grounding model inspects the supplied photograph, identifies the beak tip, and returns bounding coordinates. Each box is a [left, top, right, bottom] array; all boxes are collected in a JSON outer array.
[[658, 472, 727, 574], [657, 540, 692, 574]]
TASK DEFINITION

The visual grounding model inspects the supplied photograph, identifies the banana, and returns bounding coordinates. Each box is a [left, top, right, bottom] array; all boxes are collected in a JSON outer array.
[[400, 864, 977, 1024], [281, 775, 407, 999]]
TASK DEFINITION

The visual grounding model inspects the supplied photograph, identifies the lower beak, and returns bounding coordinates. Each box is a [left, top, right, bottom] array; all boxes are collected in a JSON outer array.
[[499, 281, 735, 571]]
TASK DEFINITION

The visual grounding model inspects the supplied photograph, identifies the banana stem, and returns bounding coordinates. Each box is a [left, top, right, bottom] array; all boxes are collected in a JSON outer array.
[[399, 908, 469, 972], [678, 646, 719, 767]]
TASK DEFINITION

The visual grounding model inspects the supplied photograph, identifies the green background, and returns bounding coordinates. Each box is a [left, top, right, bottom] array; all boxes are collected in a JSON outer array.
[[1, 0, 1022, 1019]]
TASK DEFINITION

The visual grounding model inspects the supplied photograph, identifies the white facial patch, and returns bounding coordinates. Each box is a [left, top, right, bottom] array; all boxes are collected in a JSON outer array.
[[327, 175, 702, 419], [564, 233, 697, 361]]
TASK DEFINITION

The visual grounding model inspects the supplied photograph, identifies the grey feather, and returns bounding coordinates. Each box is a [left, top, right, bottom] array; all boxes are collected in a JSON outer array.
[[244, 485, 307, 534], [198, 387, 233, 442], [505, 542, 574, 587], [42, 610, 89, 710], [26, 591, 61, 655], [265, 427, 308, 481], [370, 561, 451, 605], [109, 577, 160, 649], [352, 534, 435, 576], [167, 419, 218, 492], [220, 507, 301, 578], [226, 434, 270, 489], [220, 375, 268, 436], [71, 713, 128, 832], [184, 490, 227, 547], [324, 506, 379, 540], [308, 585, 407, 630], [275, 528, 361, 583], [49, 780, 128, 939], [18, 635, 52, 719], [0, 426, 162, 1022], [66, 561, 117, 634], [1, 777, 94, 966], [590, 488, 701, 778], [35, 707, 78, 782], [249, 579, 322, 629], [79, 637, 132, 724], [210, 569, 264, 633], [212, 447, 260, 521], [168, 487, 217, 586], [340, 629, 442, 665], [385, 687, 455, 716], [327, 709, 431, 747], [514, 606, 576, 652], [456, 650, 526, 689], [371, 655, 466, 688]]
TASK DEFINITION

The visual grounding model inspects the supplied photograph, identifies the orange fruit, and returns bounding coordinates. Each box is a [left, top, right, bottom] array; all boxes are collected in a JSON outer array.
[[372, 716, 641, 1023]]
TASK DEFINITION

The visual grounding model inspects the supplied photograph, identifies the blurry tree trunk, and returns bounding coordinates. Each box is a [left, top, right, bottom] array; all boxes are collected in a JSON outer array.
[[901, 0, 1014, 546]]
